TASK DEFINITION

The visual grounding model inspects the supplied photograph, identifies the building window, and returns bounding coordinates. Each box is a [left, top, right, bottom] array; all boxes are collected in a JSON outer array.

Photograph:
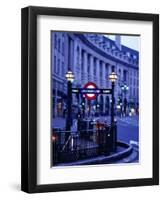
[[62, 33, 65, 40], [54, 35, 57, 49], [88, 55, 90, 75], [58, 38, 61, 52], [126, 52, 130, 57], [81, 51, 84, 75], [123, 70, 127, 82], [93, 58, 96, 76], [133, 88, 135, 96], [112, 45, 116, 50], [57, 59, 60, 75], [77, 47, 80, 67], [111, 65, 115, 72], [105, 65, 109, 79], [61, 61, 64, 76], [118, 69, 121, 79], [133, 55, 137, 59], [62, 42, 64, 56], [54, 56, 57, 73], [100, 62, 102, 76], [100, 61, 102, 85]]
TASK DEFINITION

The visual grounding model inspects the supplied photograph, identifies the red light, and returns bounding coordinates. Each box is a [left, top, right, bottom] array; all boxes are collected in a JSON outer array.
[[52, 135, 57, 141]]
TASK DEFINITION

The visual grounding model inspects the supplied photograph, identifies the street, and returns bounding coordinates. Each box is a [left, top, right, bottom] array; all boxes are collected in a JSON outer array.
[[116, 116, 139, 163], [117, 115, 139, 144]]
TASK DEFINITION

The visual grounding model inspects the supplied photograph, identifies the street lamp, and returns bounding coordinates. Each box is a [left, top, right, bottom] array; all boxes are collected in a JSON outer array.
[[65, 70, 74, 144], [121, 83, 129, 116], [121, 84, 129, 97], [109, 72, 118, 83], [65, 71, 74, 82], [109, 71, 118, 152], [109, 72, 118, 124]]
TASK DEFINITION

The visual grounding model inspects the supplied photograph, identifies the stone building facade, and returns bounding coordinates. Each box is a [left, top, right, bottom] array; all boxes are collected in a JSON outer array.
[[51, 32, 139, 117]]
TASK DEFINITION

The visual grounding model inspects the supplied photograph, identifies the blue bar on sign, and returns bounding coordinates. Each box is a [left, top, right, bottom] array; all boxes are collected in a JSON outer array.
[[81, 89, 100, 94]]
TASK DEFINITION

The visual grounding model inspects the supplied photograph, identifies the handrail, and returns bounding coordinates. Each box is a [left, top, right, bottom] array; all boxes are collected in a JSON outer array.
[[61, 135, 72, 152]]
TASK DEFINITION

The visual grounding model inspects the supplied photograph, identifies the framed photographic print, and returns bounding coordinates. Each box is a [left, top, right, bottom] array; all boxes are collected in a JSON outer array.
[[21, 6, 159, 193]]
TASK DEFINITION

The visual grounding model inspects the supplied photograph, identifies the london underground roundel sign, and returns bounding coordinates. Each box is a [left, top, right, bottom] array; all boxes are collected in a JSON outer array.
[[84, 82, 97, 100]]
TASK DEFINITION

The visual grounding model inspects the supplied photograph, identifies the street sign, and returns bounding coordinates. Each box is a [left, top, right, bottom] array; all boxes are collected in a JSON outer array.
[[102, 89, 112, 94], [81, 89, 100, 94], [84, 82, 98, 100], [71, 82, 112, 101], [72, 88, 112, 94]]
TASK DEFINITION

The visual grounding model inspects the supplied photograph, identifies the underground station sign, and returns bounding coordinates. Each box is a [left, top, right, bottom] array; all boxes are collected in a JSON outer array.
[[72, 82, 112, 100]]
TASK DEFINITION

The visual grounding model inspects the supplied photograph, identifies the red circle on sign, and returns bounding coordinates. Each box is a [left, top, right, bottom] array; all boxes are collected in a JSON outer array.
[[84, 82, 97, 100]]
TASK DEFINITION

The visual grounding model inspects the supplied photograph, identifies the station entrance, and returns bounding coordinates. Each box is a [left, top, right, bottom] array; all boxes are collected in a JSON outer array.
[[52, 80, 117, 165]]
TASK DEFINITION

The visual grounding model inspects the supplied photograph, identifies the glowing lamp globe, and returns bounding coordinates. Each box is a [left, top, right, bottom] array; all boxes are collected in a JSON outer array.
[[109, 72, 118, 83], [65, 71, 74, 82]]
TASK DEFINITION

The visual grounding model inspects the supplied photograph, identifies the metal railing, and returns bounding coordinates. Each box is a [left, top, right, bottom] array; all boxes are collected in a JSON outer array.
[[52, 125, 116, 165]]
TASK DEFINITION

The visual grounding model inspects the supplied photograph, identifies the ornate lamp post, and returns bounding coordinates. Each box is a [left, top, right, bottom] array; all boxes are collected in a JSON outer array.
[[65, 71, 74, 139], [109, 71, 118, 152], [121, 84, 129, 98], [121, 84, 129, 116]]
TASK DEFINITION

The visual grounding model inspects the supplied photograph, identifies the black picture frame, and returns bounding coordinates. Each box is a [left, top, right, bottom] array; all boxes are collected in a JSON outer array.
[[21, 6, 159, 193]]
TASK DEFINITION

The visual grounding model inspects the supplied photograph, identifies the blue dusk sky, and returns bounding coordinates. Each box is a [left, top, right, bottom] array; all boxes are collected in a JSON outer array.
[[107, 35, 140, 51]]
